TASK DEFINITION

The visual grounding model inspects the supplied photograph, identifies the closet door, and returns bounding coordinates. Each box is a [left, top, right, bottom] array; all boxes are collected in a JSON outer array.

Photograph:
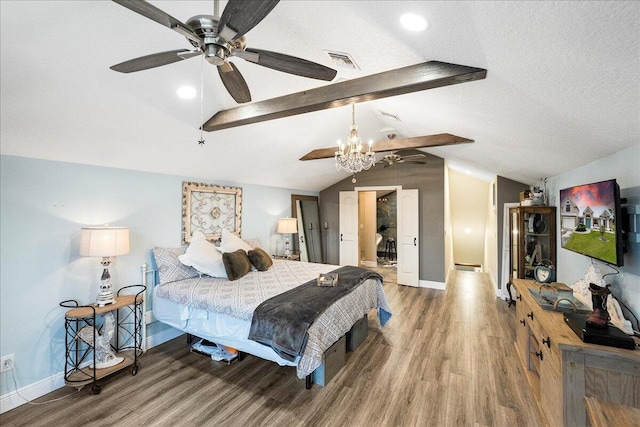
[[339, 191, 359, 266], [397, 189, 419, 286]]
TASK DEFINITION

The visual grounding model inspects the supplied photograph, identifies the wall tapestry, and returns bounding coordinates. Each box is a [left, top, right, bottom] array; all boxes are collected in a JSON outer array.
[[182, 181, 242, 244]]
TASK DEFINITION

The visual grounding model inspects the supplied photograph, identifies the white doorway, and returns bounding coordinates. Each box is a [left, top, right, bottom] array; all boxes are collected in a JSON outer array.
[[339, 186, 419, 287]]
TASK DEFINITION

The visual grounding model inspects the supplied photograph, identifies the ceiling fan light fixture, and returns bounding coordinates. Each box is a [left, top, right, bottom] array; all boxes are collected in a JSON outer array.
[[177, 85, 197, 99], [335, 104, 376, 174], [400, 13, 428, 32]]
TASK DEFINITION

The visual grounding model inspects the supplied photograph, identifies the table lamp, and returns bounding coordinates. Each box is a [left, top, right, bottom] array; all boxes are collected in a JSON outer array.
[[80, 226, 130, 307], [277, 218, 298, 257]]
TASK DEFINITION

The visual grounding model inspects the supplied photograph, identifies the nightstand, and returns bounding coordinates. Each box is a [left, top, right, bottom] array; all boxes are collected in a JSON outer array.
[[60, 285, 145, 394]]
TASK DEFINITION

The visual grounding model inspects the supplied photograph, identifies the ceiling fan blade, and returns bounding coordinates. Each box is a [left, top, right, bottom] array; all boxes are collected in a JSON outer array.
[[218, 0, 280, 41], [217, 62, 252, 103], [111, 0, 200, 44], [110, 49, 194, 73], [242, 48, 337, 81], [300, 134, 474, 161]]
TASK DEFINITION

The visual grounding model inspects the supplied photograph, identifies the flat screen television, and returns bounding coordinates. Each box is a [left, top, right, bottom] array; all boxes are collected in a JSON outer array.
[[559, 179, 624, 266]]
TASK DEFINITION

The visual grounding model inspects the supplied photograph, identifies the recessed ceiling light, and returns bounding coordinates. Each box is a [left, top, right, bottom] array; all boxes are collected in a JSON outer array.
[[176, 85, 197, 99], [400, 13, 428, 32]]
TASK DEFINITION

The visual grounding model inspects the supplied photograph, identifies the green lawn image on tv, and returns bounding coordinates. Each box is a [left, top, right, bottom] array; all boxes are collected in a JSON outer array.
[[564, 230, 616, 264]]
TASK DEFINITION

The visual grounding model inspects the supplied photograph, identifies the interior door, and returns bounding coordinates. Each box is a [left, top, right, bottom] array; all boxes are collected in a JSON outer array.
[[339, 191, 359, 266], [397, 189, 419, 286]]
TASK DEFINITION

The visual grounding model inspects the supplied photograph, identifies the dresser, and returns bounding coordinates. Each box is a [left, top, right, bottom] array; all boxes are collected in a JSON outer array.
[[512, 279, 640, 426]]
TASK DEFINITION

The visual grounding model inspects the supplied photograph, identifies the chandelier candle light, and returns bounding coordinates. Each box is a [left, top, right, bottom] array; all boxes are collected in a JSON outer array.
[[80, 226, 130, 307], [335, 104, 376, 173]]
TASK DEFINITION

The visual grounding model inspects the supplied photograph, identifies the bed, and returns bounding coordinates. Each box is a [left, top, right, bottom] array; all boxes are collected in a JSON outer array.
[[147, 243, 392, 385]]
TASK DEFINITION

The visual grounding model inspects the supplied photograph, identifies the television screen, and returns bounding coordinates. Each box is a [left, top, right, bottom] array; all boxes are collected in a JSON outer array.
[[559, 179, 623, 266]]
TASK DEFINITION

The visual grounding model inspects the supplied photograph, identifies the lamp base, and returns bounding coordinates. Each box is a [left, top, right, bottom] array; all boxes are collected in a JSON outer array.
[[96, 291, 116, 307]]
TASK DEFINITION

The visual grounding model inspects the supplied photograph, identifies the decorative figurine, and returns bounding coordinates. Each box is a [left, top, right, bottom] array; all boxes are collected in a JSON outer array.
[[77, 312, 124, 369], [586, 282, 611, 327]]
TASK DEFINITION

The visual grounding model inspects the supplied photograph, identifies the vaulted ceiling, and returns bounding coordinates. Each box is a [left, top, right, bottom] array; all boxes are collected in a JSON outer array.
[[1, 1, 638, 191]]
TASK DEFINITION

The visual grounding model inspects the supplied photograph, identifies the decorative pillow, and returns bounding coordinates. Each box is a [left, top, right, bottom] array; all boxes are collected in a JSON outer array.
[[179, 231, 228, 279], [152, 246, 199, 285], [222, 249, 252, 281], [219, 228, 253, 253], [248, 247, 273, 271]]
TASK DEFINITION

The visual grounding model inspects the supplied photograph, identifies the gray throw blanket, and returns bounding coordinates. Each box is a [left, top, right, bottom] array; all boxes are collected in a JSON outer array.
[[247, 266, 383, 362]]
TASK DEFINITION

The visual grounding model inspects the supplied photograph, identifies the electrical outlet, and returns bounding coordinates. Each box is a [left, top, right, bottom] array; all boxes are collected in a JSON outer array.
[[1, 354, 14, 372]]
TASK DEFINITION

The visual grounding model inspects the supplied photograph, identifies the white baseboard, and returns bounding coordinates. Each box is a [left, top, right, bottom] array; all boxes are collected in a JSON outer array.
[[0, 370, 65, 414], [420, 280, 446, 290], [0, 326, 184, 414]]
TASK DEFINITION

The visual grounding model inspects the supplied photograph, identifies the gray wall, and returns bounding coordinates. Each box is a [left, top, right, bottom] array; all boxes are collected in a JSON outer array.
[[496, 175, 529, 289], [320, 151, 446, 283]]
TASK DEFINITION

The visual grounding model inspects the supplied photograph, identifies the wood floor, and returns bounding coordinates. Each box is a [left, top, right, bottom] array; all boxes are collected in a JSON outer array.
[[1, 271, 543, 427]]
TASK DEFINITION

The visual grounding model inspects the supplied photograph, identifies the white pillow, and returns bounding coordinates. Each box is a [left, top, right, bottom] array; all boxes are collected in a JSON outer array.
[[179, 231, 228, 278], [219, 228, 253, 253], [243, 237, 263, 250]]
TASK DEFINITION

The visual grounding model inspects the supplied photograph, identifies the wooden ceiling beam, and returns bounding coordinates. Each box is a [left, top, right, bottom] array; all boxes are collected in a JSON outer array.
[[299, 133, 473, 161], [203, 61, 487, 132]]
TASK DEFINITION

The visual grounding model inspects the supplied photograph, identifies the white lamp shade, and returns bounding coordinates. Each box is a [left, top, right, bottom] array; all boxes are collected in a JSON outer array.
[[277, 218, 298, 234], [80, 227, 130, 257]]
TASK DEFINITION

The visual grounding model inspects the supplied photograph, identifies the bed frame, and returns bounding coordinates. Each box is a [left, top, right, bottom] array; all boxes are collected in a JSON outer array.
[[140, 263, 369, 389]]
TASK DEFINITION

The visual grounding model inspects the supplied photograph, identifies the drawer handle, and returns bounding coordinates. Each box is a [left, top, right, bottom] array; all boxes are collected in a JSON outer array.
[[520, 319, 526, 327], [516, 294, 522, 301], [542, 337, 551, 348], [527, 312, 534, 320], [535, 351, 544, 361]]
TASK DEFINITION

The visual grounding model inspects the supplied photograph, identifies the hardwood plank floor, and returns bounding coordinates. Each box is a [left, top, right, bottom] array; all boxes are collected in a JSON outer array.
[[1, 270, 543, 427]]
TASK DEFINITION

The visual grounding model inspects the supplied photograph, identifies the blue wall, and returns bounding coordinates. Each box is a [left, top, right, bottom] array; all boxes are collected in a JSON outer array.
[[0, 155, 315, 401], [547, 144, 640, 321]]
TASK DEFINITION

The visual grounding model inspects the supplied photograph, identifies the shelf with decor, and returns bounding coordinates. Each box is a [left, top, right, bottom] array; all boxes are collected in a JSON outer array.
[[60, 285, 145, 394]]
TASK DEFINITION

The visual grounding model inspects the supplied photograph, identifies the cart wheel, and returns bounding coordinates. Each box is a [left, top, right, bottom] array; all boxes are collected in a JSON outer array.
[[131, 365, 138, 376], [92, 384, 102, 395]]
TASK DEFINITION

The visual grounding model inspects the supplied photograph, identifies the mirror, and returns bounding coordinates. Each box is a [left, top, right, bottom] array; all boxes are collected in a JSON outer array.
[[291, 195, 323, 263]]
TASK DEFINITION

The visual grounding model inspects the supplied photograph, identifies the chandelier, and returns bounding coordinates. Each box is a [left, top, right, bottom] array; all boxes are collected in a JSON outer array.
[[334, 104, 376, 173]]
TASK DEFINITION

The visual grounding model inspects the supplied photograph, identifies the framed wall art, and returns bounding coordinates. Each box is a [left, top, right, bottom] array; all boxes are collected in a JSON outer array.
[[181, 181, 242, 244]]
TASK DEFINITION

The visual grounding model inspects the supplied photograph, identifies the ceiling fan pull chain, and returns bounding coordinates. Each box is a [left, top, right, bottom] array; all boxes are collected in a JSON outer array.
[[198, 55, 205, 146]]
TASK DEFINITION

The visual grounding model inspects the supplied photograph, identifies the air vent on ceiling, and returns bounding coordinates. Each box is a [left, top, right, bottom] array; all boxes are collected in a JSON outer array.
[[325, 51, 360, 69], [379, 110, 401, 121]]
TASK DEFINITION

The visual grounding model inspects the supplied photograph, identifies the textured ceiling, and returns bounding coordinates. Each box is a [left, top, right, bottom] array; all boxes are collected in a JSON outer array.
[[1, 1, 638, 191]]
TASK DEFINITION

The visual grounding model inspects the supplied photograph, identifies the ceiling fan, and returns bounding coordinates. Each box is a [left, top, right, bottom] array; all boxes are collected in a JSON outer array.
[[377, 152, 427, 168], [109, 0, 337, 103]]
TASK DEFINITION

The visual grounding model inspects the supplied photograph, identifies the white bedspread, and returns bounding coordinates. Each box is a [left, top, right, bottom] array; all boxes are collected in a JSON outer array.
[[153, 259, 391, 378]]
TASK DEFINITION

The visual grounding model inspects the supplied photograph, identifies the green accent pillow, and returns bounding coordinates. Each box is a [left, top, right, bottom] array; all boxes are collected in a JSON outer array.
[[222, 249, 252, 281], [248, 247, 273, 271]]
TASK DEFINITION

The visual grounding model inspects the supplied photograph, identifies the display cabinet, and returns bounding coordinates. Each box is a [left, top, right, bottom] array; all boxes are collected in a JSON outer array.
[[509, 206, 556, 281], [60, 285, 145, 394]]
